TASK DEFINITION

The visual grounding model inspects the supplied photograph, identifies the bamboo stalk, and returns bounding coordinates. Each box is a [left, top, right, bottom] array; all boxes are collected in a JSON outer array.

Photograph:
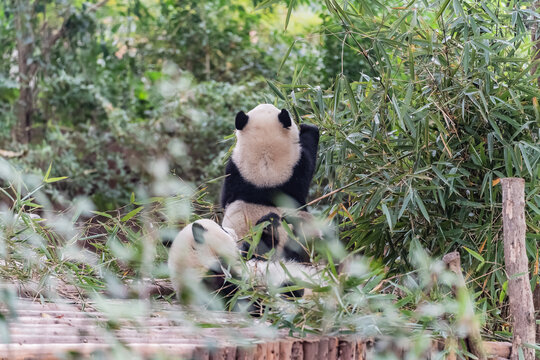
[[266, 342, 279, 360], [210, 346, 236, 360], [355, 341, 365, 360], [0, 343, 196, 359], [236, 346, 255, 360], [255, 343, 267, 360]]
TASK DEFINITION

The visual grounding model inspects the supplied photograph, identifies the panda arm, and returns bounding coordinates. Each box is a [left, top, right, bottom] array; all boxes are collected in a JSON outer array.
[[220, 160, 236, 209], [298, 124, 320, 180], [299, 124, 319, 167]]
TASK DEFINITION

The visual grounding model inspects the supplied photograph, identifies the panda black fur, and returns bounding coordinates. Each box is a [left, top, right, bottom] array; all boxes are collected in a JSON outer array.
[[221, 104, 320, 262], [168, 219, 321, 307]]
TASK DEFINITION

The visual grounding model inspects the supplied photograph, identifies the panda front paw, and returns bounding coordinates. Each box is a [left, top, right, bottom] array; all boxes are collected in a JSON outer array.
[[256, 212, 282, 227]]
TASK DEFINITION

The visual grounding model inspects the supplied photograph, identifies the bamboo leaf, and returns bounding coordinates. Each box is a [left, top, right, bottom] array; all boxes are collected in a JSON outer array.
[[499, 280, 508, 304], [436, 0, 451, 19], [414, 192, 430, 223], [266, 80, 286, 100], [90, 211, 113, 219], [342, 75, 359, 120], [398, 190, 412, 220], [254, 0, 281, 11], [464, 246, 485, 263], [43, 163, 52, 182], [481, 2, 500, 25], [381, 203, 393, 231], [43, 163, 68, 183], [45, 176, 68, 183], [121, 206, 143, 222], [284, 0, 295, 31], [278, 40, 296, 75]]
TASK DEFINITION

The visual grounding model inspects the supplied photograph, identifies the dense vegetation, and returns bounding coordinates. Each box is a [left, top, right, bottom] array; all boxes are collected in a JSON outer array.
[[1, 0, 539, 357]]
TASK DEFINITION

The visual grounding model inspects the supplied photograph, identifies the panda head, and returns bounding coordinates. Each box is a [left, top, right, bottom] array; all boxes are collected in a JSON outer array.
[[232, 104, 301, 188], [168, 219, 240, 305]]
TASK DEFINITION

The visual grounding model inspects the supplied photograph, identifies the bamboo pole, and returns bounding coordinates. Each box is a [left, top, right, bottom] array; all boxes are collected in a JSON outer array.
[[501, 178, 536, 360], [236, 346, 255, 360], [266, 342, 279, 360], [355, 341, 365, 360]]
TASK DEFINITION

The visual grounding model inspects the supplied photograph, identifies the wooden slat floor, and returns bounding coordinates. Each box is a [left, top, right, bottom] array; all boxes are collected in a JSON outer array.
[[0, 298, 512, 359], [0, 297, 368, 359]]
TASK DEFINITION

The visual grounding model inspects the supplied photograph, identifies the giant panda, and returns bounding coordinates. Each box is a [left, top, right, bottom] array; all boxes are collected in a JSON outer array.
[[167, 219, 240, 307], [221, 104, 320, 262], [168, 218, 322, 310]]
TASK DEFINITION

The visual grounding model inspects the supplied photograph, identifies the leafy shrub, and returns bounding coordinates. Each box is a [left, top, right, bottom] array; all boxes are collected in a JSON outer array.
[[0, 0, 324, 208], [0, 163, 491, 359], [270, 0, 540, 333]]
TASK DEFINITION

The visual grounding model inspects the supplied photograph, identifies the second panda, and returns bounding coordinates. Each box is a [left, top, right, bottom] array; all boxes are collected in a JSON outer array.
[[168, 218, 321, 309]]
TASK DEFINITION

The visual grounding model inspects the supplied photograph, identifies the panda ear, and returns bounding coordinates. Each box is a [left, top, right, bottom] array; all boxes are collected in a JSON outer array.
[[192, 222, 207, 244], [278, 109, 291, 128], [235, 111, 249, 130]]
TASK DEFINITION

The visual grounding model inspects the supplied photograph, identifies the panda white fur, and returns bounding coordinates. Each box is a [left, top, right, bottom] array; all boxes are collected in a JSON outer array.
[[245, 258, 320, 299], [167, 219, 240, 305], [221, 104, 320, 262], [168, 219, 321, 307]]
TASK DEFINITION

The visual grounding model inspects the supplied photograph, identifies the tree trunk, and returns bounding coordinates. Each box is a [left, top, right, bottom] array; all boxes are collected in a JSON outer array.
[[501, 178, 535, 360], [13, 85, 33, 144], [12, 0, 34, 144]]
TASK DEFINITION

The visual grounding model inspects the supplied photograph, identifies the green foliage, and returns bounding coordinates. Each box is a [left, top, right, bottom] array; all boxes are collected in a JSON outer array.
[[272, 0, 540, 333], [1, 0, 540, 351], [13, 72, 267, 208], [155, 0, 268, 82], [0, 0, 323, 207], [0, 166, 491, 358]]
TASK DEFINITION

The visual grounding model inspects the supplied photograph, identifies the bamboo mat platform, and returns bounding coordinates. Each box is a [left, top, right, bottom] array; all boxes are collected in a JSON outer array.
[[0, 298, 512, 359], [0, 298, 368, 359]]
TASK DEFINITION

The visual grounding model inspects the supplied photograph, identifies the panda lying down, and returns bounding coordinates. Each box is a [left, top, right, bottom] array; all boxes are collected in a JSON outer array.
[[168, 219, 322, 309]]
